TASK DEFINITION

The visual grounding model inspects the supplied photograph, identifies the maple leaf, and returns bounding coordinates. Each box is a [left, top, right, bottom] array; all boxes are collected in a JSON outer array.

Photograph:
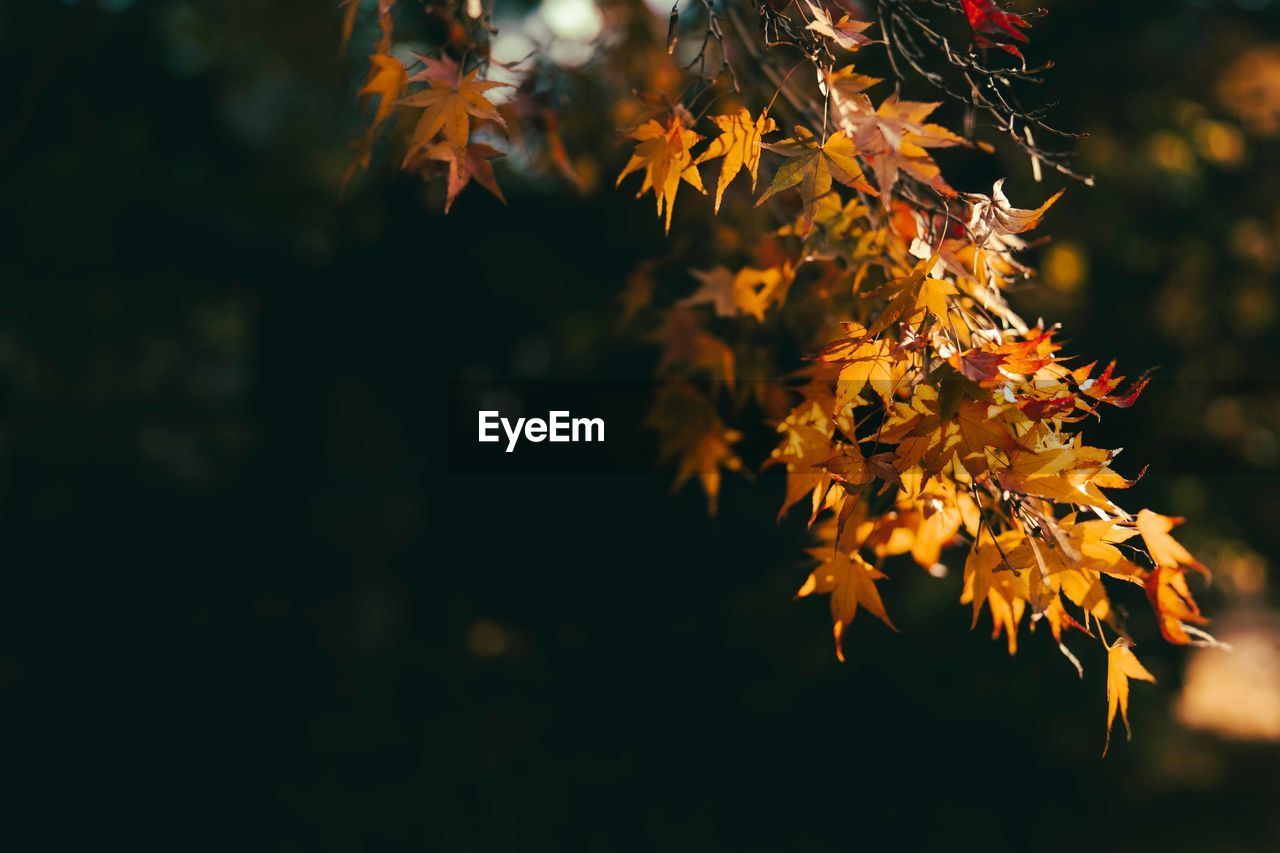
[[1104, 637, 1155, 755], [1072, 360, 1152, 410], [758, 127, 876, 232], [408, 52, 462, 87], [950, 347, 1007, 384], [894, 471, 976, 570], [1064, 517, 1146, 581], [344, 49, 409, 186], [962, 529, 1028, 653], [694, 109, 778, 213], [863, 254, 956, 337], [885, 387, 1028, 479], [342, 0, 396, 53], [540, 109, 587, 191], [1144, 563, 1212, 645], [649, 307, 736, 388], [649, 382, 743, 515], [996, 455, 1122, 513], [680, 267, 737, 317], [1135, 510, 1218, 645], [821, 64, 883, 102], [618, 262, 656, 326], [812, 323, 899, 409], [834, 339, 896, 410], [1019, 393, 1077, 421], [995, 512, 1144, 637], [993, 326, 1059, 374], [410, 142, 506, 212], [955, 398, 1019, 456], [960, 0, 1032, 61], [400, 68, 511, 157], [768, 420, 838, 523], [799, 548, 897, 662], [824, 441, 872, 488], [359, 53, 408, 135], [681, 264, 793, 321], [804, 2, 877, 52], [830, 92, 967, 196], [673, 427, 743, 516], [1136, 509, 1208, 576], [963, 179, 1063, 250], [617, 116, 707, 233]]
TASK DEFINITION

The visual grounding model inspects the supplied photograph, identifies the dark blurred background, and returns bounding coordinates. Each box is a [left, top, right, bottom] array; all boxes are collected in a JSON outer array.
[[2, 0, 1279, 849]]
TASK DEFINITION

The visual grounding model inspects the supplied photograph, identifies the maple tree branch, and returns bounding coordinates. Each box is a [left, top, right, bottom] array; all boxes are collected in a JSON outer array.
[[878, 0, 1095, 185]]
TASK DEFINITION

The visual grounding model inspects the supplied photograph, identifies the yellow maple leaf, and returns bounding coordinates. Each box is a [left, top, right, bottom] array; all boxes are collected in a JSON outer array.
[[694, 108, 777, 212], [767, 420, 837, 523], [673, 427, 742, 517], [834, 339, 896, 410], [811, 323, 900, 409], [1135, 509, 1208, 574], [758, 127, 876, 232], [617, 116, 707, 232], [1104, 638, 1156, 755], [821, 64, 883, 99], [359, 53, 408, 134], [649, 382, 742, 515], [799, 548, 897, 661], [864, 255, 956, 337], [962, 529, 1028, 653], [680, 264, 792, 321]]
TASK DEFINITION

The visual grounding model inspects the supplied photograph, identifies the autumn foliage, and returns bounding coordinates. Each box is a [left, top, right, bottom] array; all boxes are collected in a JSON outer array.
[[344, 0, 1222, 752]]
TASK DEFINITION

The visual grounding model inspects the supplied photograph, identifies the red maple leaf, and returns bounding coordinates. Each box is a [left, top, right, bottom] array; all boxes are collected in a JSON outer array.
[[960, 0, 1032, 60]]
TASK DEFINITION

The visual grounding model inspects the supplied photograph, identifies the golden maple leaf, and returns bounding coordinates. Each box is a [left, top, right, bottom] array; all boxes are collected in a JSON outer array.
[[962, 529, 1029, 653], [617, 116, 707, 233], [358, 53, 408, 135], [768, 421, 837, 523], [649, 382, 743, 515], [344, 49, 409, 186], [680, 264, 793, 322], [1104, 637, 1156, 755], [798, 547, 897, 662], [758, 127, 877, 233], [694, 108, 778, 213], [863, 254, 956, 337], [1136, 509, 1209, 575]]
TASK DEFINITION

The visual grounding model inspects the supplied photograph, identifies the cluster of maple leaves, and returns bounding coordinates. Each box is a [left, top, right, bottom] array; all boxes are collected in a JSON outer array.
[[346, 1, 510, 208], [346, 0, 1220, 752]]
